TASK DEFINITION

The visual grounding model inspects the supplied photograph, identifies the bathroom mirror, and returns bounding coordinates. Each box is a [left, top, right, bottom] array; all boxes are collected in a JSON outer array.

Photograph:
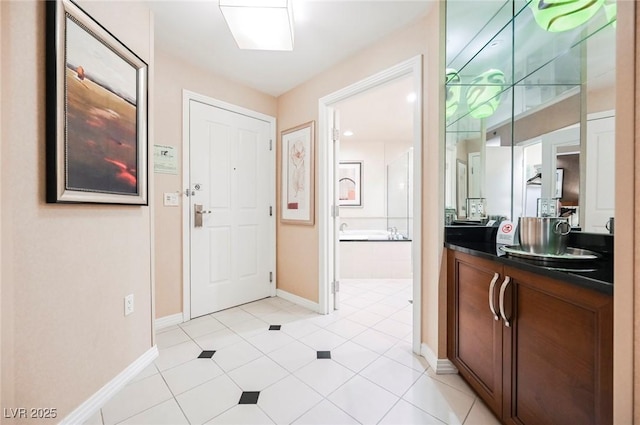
[[444, 0, 616, 233]]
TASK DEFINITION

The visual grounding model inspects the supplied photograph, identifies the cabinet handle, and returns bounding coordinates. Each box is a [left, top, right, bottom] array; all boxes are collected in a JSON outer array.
[[499, 276, 512, 327], [488, 272, 500, 321]]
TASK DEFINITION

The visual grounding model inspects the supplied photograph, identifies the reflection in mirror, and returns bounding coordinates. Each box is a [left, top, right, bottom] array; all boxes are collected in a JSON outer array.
[[444, 0, 616, 233]]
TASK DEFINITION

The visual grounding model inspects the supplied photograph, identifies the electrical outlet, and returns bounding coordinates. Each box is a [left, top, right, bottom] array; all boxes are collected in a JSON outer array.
[[124, 294, 134, 316]]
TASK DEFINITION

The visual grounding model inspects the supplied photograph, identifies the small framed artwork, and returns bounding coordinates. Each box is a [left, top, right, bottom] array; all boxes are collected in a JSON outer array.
[[281, 121, 315, 225], [46, 0, 148, 204], [339, 161, 363, 207]]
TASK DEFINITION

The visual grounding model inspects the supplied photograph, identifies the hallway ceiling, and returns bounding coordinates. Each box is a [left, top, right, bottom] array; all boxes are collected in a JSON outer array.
[[147, 0, 435, 97]]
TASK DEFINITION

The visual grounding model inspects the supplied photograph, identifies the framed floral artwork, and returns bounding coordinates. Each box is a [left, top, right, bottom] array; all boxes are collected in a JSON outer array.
[[281, 121, 315, 225]]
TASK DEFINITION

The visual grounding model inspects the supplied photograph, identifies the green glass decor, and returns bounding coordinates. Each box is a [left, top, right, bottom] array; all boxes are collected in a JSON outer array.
[[466, 69, 505, 119], [446, 68, 461, 119], [603, 0, 616, 28], [529, 0, 605, 32]]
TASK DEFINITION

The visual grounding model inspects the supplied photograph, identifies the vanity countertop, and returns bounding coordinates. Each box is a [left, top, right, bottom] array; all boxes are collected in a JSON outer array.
[[445, 226, 613, 295]]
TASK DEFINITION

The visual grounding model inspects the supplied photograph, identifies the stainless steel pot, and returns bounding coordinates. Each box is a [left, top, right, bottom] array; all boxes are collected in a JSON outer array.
[[518, 217, 571, 255]]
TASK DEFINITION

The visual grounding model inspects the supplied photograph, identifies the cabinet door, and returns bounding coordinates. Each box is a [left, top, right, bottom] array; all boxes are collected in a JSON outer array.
[[502, 267, 613, 425], [447, 250, 504, 416]]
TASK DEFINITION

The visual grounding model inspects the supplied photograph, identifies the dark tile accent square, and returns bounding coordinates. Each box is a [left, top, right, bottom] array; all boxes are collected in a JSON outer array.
[[317, 350, 331, 359], [198, 350, 216, 359], [269, 325, 282, 331], [239, 391, 260, 405]]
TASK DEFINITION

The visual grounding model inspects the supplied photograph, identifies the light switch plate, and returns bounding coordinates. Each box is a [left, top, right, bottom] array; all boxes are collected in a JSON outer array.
[[164, 192, 179, 207]]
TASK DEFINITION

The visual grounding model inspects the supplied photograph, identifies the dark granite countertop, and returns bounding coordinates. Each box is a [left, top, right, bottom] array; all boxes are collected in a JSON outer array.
[[445, 226, 613, 295]]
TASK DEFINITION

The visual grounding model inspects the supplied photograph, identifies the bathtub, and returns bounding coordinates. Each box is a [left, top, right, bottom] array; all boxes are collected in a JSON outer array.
[[339, 232, 412, 278]]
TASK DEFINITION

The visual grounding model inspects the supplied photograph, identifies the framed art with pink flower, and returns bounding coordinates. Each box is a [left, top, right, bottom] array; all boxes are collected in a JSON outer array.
[[281, 121, 315, 225]]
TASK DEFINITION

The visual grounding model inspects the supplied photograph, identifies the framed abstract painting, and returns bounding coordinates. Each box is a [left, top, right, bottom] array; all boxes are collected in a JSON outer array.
[[338, 161, 363, 207], [46, 0, 148, 204], [281, 121, 315, 225]]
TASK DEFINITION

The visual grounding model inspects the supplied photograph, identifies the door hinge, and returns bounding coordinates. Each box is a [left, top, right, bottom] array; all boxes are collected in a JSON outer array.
[[331, 204, 340, 218], [331, 280, 340, 294], [332, 128, 340, 142], [269, 272, 273, 283], [269, 139, 273, 151], [269, 206, 273, 216]]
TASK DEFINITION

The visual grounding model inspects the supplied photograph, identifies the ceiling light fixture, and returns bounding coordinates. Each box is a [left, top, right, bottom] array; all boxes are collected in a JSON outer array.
[[219, 0, 294, 51], [343, 130, 354, 137], [406, 92, 417, 103]]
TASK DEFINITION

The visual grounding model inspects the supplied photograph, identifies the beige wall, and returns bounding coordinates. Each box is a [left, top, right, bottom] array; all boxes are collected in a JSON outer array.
[[153, 48, 277, 318], [276, 4, 446, 355], [0, 1, 5, 414], [1, 1, 154, 420], [614, 1, 636, 422], [422, 3, 447, 357]]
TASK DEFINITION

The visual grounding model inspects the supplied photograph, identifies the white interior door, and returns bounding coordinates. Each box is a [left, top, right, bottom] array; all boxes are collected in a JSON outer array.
[[468, 152, 482, 198], [189, 100, 273, 318], [585, 115, 615, 232], [485, 146, 513, 218]]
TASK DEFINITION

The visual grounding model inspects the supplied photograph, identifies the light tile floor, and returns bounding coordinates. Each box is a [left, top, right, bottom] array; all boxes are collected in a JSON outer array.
[[85, 279, 500, 425]]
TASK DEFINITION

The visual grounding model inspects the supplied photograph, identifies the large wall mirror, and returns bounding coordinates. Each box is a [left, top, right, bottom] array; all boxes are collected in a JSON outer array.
[[444, 0, 616, 234]]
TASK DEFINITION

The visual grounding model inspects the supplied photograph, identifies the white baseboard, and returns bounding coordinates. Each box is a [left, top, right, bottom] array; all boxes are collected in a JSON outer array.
[[60, 346, 159, 425], [421, 343, 458, 375], [155, 312, 185, 330], [276, 289, 320, 313]]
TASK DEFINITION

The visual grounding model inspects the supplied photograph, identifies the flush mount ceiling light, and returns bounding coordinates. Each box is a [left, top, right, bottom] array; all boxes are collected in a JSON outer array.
[[219, 0, 294, 51]]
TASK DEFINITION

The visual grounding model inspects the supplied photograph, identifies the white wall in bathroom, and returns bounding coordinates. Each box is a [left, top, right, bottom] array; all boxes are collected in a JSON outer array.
[[339, 138, 411, 230]]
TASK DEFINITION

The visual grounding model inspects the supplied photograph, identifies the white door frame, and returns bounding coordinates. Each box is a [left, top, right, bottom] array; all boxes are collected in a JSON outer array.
[[182, 90, 277, 321], [318, 56, 423, 354]]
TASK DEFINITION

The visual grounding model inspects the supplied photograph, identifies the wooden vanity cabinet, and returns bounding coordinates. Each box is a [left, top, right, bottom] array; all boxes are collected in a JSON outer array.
[[446, 250, 505, 416], [447, 249, 613, 425]]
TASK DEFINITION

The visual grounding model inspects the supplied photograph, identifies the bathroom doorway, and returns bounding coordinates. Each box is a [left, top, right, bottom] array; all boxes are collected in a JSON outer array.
[[317, 56, 423, 354], [334, 75, 415, 333]]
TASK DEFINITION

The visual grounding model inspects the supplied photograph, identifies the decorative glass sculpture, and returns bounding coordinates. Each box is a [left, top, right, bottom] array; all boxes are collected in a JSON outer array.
[[466, 69, 505, 119], [529, 0, 605, 32], [603, 0, 616, 28], [445, 68, 461, 119]]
